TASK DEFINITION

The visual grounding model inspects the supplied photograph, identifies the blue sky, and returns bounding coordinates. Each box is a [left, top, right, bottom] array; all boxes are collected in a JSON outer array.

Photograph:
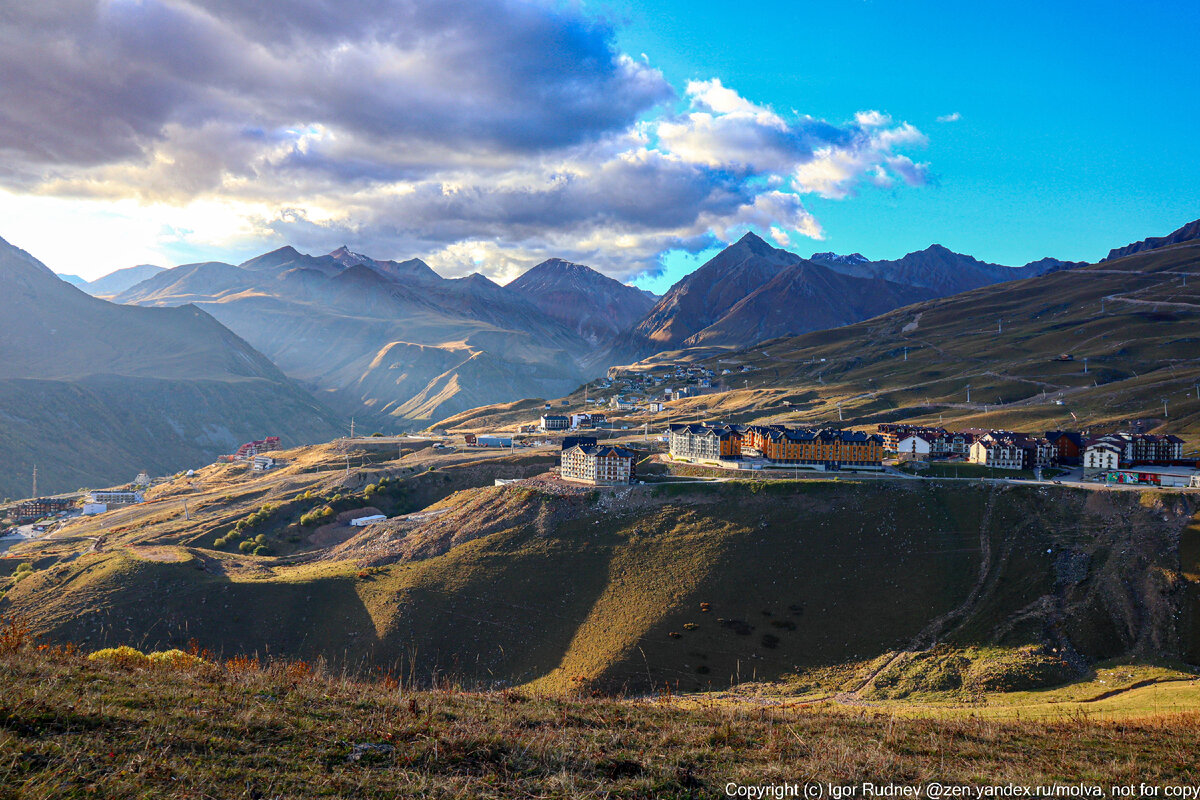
[[0, 0, 1195, 287], [619, 0, 1200, 290]]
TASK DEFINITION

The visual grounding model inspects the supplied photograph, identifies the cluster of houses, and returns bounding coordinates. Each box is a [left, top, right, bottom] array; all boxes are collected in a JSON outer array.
[[879, 423, 1193, 484], [557, 435, 638, 485], [668, 423, 886, 470], [217, 436, 282, 464]]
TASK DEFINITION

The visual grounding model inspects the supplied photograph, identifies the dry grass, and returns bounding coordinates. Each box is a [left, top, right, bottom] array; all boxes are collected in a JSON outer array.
[[2, 634, 1200, 799]]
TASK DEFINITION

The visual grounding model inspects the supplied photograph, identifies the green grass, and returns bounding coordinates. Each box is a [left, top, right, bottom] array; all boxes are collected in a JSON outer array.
[[909, 462, 1038, 480]]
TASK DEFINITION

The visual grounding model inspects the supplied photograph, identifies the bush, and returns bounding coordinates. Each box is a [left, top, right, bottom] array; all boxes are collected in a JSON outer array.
[[238, 540, 255, 553], [88, 646, 151, 669], [253, 545, 269, 556], [147, 649, 210, 670], [299, 505, 335, 526], [12, 562, 34, 582]]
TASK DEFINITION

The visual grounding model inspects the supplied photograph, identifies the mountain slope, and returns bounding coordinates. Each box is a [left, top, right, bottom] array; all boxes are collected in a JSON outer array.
[[631, 232, 799, 349], [1105, 218, 1200, 261], [115, 247, 601, 424], [0, 236, 341, 497], [683, 261, 931, 347], [506, 258, 656, 343]]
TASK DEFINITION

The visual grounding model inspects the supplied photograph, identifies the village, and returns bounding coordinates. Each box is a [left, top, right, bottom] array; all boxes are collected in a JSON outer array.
[[3, 404, 1198, 547]]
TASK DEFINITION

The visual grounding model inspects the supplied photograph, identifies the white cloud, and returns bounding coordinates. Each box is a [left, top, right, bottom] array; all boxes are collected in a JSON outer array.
[[855, 110, 892, 127], [0, 2, 931, 282], [937, 112, 962, 123]]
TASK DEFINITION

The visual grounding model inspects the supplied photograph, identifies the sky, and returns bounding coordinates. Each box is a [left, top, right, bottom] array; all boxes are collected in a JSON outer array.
[[0, 0, 1196, 288]]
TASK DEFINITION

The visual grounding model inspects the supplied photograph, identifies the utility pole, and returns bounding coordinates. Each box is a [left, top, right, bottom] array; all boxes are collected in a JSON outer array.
[[903, 347, 908, 361], [966, 385, 971, 404], [998, 318, 1002, 334], [31, 465, 37, 499], [837, 402, 843, 422], [1083, 357, 1088, 374], [1163, 398, 1169, 418], [350, 418, 356, 439]]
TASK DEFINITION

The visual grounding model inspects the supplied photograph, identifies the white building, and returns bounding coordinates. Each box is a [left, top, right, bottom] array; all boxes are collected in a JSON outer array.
[[560, 444, 636, 485], [896, 434, 933, 459], [539, 415, 570, 432], [349, 514, 387, 527], [1082, 443, 1121, 478]]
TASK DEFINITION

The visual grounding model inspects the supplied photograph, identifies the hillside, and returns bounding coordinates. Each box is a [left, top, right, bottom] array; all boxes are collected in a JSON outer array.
[[116, 248, 621, 424], [0, 236, 342, 497], [4, 439, 1199, 699], [6, 646, 1200, 799], [506, 258, 656, 344]]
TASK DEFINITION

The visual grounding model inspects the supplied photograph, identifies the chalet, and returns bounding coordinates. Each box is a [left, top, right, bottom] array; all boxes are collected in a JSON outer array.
[[896, 433, 933, 459], [743, 426, 884, 469], [668, 423, 745, 462], [931, 431, 976, 458], [1082, 441, 1121, 477], [87, 490, 145, 506], [539, 415, 570, 432], [1083, 432, 1186, 471], [560, 444, 636, 485], [11, 497, 71, 519], [233, 436, 281, 461], [1045, 431, 1086, 466], [877, 424, 946, 452], [968, 431, 1054, 470]]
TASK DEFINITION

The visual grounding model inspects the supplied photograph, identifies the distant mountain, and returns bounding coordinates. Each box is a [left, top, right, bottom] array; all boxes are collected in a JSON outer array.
[[115, 246, 605, 424], [811, 246, 1080, 296], [83, 264, 166, 296], [810, 252, 869, 268], [506, 258, 656, 344], [56, 273, 89, 288], [683, 261, 929, 347], [0, 236, 341, 498], [1104, 218, 1200, 262]]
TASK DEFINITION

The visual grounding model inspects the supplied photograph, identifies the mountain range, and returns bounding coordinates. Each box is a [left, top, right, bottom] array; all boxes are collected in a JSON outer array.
[[0, 237, 341, 498], [55, 264, 166, 297], [621, 232, 1079, 354], [104, 234, 1080, 427]]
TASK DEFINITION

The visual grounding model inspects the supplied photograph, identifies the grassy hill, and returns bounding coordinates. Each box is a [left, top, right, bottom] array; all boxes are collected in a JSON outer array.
[[5, 642, 1200, 797], [3, 442, 1198, 698], [441, 239, 1200, 449]]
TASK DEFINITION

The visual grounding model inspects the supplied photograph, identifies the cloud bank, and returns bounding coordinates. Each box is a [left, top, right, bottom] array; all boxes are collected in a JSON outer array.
[[0, 0, 930, 281]]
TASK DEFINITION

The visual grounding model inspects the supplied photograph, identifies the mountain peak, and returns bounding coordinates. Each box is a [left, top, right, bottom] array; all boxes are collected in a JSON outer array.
[[733, 230, 777, 255], [329, 246, 373, 267]]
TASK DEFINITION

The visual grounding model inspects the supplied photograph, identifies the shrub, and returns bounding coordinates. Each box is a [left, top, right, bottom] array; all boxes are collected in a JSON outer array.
[[239, 540, 255, 553], [13, 562, 35, 582], [88, 646, 151, 669], [683, 622, 699, 631], [148, 649, 210, 670], [253, 545, 269, 556], [0, 615, 34, 654]]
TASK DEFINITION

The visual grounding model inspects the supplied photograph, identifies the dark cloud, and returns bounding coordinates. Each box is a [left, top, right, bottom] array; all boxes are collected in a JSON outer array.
[[0, 0, 672, 177]]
